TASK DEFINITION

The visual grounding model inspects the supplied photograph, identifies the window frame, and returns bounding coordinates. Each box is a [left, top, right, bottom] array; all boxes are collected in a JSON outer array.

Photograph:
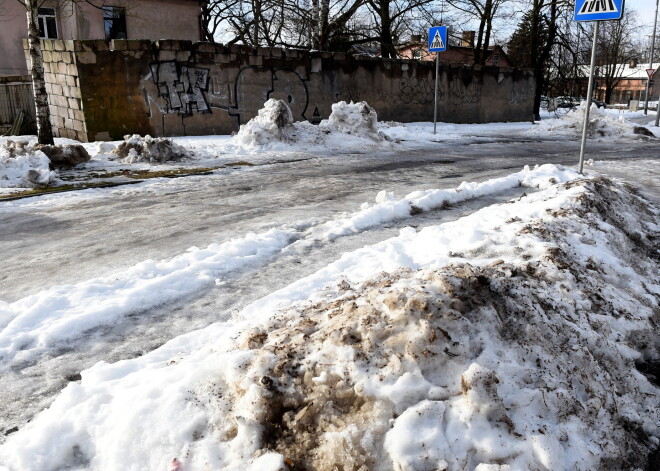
[[103, 6, 128, 41], [37, 7, 59, 39]]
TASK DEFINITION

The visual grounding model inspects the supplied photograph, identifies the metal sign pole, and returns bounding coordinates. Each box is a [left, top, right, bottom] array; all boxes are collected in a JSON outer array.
[[644, 0, 659, 114], [434, 53, 439, 134], [578, 21, 600, 175]]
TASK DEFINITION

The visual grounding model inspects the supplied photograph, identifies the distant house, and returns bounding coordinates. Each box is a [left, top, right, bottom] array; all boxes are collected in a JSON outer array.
[[398, 31, 512, 68], [593, 60, 659, 104], [0, 0, 204, 77]]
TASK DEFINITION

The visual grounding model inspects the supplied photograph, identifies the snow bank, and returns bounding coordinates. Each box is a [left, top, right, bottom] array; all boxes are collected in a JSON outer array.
[[531, 102, 650, 138], [1, 174, 658, 470], [0, 140, 58, 188], [114, 135, 193, 163], [319, 101, 380, 138], [229, 100, 390, 152], [233, 99, 295, 147]]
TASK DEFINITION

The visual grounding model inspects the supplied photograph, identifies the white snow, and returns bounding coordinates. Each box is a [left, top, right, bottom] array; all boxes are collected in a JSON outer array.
[[0, 166, 657, 471], [0, 140, 58, 188], [1, 100, 659, 471], [0, 165, 575, 372], [530, 102, 658, 138]]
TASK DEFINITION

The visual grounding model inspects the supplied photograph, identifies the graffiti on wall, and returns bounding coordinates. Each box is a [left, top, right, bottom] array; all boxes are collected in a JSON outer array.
[[399, 77, 434, 105], [141, 61, 310, 129], [231, 67, 309, 124], [447, 79, 481, 111], [145, 61, 211, 116]]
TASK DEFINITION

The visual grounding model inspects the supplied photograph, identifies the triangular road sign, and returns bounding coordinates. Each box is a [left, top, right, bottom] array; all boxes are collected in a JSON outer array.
[[431, 31, 444, 50], [647, 68, 656, 78]]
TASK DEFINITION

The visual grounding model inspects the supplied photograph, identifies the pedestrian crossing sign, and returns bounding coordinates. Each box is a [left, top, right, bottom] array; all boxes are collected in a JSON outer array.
[[428, 26, 447, 52], [574, 0, 624, 22]]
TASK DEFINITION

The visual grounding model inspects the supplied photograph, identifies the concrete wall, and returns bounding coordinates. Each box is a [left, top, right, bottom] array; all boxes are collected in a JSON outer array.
[[1, 0, 201, 77], [31, 39, 536, 142]]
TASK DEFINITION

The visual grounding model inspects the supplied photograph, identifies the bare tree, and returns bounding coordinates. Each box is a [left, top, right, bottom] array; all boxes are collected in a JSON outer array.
[[593, 10, 640, 103], [446, 0, 510, 65], [19, 0, 54, 144], [366, 0, 437, 58]]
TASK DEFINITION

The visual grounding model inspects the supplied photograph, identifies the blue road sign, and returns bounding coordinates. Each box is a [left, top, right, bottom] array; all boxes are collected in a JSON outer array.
[[428, 26, 447, 52], [574, 0, 624, 22]]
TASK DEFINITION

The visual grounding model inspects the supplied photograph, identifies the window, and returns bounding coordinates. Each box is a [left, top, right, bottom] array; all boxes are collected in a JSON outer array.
[[103, 6, 127, 41], [413, 50, 422, 60], [492, 54, 500, 66], [38, 8, 59, 39]]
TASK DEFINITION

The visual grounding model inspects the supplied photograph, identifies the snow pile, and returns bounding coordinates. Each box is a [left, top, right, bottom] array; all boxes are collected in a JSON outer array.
[[233, 99, 295, 147], [229, 100, 390, 152], [1, 175, 658, 470], [0, 140, 58, 188], [35, 144, 90, 168], [319, 101, 381, 139], [531, 102, 646, 138], [114, 135, 193, 163]]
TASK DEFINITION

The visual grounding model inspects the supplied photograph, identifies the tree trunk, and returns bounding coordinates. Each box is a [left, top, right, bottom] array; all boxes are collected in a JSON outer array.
[[378, 3, 396, 58], [319, 0, 330, 49], [311, 0, 320, 48], [26, 0, 54, 145]]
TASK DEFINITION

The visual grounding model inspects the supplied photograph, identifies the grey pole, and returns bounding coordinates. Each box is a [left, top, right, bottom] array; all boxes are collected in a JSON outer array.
[[578, 21, 599, 175], [644, 0, 659, 114], [433, 53, 439, 134]]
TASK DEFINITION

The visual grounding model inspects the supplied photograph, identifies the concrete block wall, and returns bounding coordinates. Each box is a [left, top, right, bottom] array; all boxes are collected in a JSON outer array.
[[32, 39, 536, 142], [24, 39, 88, 141]]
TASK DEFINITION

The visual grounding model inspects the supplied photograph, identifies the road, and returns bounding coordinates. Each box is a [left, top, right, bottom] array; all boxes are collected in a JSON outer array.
[[1, 134, 659, 440]]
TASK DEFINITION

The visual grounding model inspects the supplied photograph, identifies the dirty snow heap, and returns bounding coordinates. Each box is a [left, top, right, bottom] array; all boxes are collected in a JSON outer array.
[[1, 171, 658, 471]]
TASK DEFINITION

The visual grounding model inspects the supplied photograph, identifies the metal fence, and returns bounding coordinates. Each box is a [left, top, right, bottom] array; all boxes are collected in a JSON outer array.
[[0, 77, 37, 136]]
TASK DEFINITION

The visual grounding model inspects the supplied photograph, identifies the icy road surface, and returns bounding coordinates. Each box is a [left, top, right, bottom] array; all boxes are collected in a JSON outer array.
[[0, 135, 659, 442]]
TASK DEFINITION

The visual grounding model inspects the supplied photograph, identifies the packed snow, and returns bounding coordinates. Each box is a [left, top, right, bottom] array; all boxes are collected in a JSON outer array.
[[114, 134, 193, 163], [0, 165, 576, 373], [0, 140, 58, 188], [230, 99, 390, 151], [1, 99, 659, 471], [0, 167, 658, 471], [529, 102, 659, 139]]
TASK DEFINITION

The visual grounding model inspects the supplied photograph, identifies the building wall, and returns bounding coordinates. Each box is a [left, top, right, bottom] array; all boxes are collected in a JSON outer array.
[[30, 39, 535, 142], [1, 0, 201, 77], [0, 1, 31, 76]]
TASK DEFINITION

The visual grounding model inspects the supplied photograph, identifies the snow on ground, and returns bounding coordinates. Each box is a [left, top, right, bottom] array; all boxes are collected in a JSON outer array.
[[1, 168, 658, 471], [529, 102, 660, 139], [0, 165, 575, 374], [0, 140, 58, 188], [2, 98, 658, 196]]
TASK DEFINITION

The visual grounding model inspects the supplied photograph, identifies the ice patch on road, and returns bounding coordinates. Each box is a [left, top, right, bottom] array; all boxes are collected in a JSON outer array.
[[2, 176, 657, 470]]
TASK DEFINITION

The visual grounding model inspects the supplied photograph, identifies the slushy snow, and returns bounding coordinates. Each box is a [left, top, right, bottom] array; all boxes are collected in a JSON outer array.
[[1, 171, 658, 471]]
